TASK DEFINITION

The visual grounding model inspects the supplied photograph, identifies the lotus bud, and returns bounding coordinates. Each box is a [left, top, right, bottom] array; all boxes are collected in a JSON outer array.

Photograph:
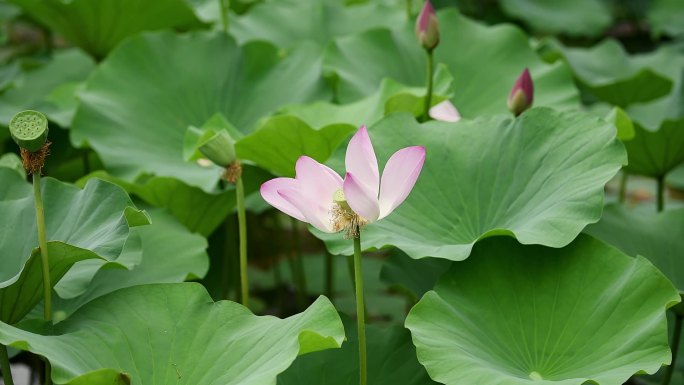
[[508, 68, 534, 116], [198, 129, 236, 167], [9, 110, 49, 152], [415, 0, 439, 51]]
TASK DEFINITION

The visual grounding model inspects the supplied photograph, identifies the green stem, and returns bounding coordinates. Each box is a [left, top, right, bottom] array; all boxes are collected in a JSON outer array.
[[662, 314, 683, 385], [353, 230, 367, 385], [33, 173, 51, 322], [406, 0, 413, 19], [0, 344, 14, 385], [346, 254, 368, 322], [236, 176, 249, 308], [618, 171, 628, 204], [657, 176, 665, 212], [346, 254, 356, 290], [219, 0, 230, 33], [422, 49, 434, 121], [325, 250, 334, 302], [33, 173, 52, 385]]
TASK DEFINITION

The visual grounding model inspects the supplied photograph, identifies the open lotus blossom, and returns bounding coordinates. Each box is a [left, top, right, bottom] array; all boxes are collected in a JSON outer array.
[[261, 126, 426, 237]]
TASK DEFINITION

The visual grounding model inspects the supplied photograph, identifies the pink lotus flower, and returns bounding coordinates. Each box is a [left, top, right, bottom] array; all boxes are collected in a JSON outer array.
[[261, 126, 426, 236], [508, 68, 534, 116], [415, 0, 440, 51]]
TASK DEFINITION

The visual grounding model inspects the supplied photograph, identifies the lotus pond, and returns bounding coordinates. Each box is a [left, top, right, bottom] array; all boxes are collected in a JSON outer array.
[[1, 0, 684, 384]]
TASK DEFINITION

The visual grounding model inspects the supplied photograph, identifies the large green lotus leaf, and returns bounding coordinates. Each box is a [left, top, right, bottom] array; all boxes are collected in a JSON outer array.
[[230, 0, 405, 49], [75, 168, 270, 236], [0, 49, 94, 127], [0, 168, 147, 323], [0, 152, 25, 179], [625, 52, 684, 132], [622, 118, 684, 178], [323, 9, 579, 112], [668, 164, 684, 190], [0, 168, 146, 287], [8, 0, 203, 59], [281, 70, 454, 129], [236, 115, 356, 177], [584, 204, 684, 292], [636, 312, 684, 385], [278, 320, 437, 385], [0, 283, 345, 385], [499, 0, 611, 37], [0, 241, 106, 324], [556, 40, 676, 107], [622, 63, 684, 178], [71, 31, 330, 191], [52, 209, 209, 317], [323, 26, 424, 103], [317, 109, 625, 260], [50, 233, 143, 301], [648, 0, 684, 38], [405, 235, 680, 385], [0, 60, 22, 92]]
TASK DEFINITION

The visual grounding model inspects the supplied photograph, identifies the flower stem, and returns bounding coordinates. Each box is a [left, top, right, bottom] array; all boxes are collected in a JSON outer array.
[[662, 314, 683, 385], [406, 0, 413, 18], [422, 49, 434, 121], [219, 0, 230, 33], [657, 175, 665, 212], [353, 229, 367, 385], [33, 173, 51, 322], [236, 176, 249, 308], [0, 344, 14, 385], [618, 171, 628, 204]]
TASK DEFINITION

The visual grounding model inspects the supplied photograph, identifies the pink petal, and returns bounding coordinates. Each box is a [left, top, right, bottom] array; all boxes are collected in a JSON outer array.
[[509, 68, 534, 105], [278, 188, 335, 233], [260, 178, 306, 222], [295, 156, 343, 209], [378, 146, 426, 219], [416, 0, 435, 33], [345, 126, 380, 196], [429, 100, 461, 122], [343, 172, 380, 222]]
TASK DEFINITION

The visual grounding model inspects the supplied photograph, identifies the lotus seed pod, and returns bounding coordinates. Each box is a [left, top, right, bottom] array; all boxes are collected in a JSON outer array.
[[9, 110, 49, 152]]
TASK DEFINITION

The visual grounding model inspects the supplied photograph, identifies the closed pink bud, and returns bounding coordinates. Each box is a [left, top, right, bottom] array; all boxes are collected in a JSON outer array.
[[508, 68, 534, 116], [415, 0, 440, 51]]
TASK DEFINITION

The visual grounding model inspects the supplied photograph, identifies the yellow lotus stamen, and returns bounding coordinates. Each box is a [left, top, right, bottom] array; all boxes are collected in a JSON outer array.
[[331, 189, 367, 238]]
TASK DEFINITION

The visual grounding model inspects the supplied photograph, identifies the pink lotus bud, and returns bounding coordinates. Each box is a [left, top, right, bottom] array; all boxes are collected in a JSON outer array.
[[415, 1, 439, 51], [508, 68, 534, 116]]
